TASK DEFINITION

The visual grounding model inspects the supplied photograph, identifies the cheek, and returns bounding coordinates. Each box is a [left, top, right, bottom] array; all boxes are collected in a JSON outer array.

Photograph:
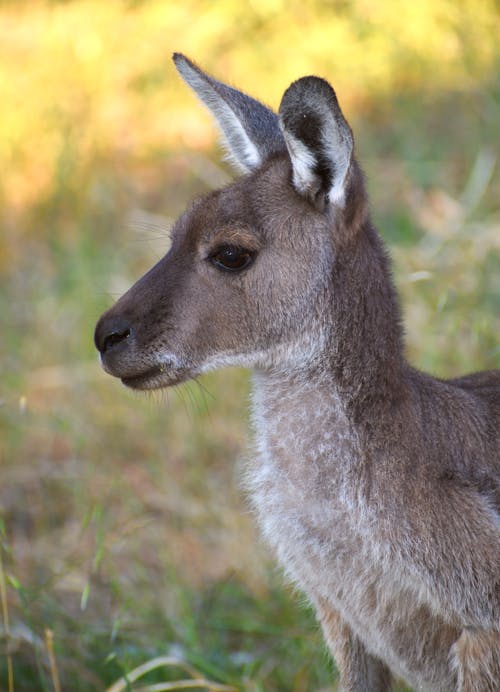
[[172, 280, 252, 355], [248, 256, 330, 346], [248, 262, 311, 318]]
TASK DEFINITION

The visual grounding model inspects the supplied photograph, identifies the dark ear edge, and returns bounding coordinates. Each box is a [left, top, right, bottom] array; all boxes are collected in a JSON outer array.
[[173, 53, 286, 173], [279, 76, 353, 209]]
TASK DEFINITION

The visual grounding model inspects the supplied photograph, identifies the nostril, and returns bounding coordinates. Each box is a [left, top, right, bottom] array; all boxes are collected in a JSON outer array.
[[95, 315, 133, 355], [102, 327, 130, 353]]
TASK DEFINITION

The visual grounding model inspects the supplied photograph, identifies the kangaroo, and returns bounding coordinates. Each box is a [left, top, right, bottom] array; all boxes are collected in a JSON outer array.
[[94, 54, 500, 691]]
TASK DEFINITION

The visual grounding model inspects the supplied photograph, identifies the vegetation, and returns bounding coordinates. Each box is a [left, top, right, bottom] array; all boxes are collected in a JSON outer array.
[[0, 1, 498, 689]]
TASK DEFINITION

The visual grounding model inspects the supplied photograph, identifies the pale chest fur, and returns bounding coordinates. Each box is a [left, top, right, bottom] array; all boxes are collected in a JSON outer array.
[[249, 377, 358, 570], [247, 374, 458, 690], [249, 375, 373, 601]]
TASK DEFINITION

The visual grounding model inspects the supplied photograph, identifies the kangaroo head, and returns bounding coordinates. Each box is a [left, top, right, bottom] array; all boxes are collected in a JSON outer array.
[[94, 54, 368, 390]]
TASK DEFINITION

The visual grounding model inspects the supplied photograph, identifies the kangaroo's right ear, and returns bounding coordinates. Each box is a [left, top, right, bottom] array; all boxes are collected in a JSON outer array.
[[279, 77, 353, 210], [173, 53, 286, 174]]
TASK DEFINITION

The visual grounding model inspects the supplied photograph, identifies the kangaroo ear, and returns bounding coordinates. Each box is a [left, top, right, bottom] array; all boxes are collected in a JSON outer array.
[[279, 77, 353, 209], [173, 53, 286, 173]]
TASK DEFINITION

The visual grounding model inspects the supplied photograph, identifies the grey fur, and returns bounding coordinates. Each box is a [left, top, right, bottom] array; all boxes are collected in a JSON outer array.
[[173, 53, 285, 172], [95, 56, 500, 691]]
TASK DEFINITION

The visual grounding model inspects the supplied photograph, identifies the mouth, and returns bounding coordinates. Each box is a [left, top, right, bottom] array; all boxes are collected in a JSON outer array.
[[120, 363, 189, 390]]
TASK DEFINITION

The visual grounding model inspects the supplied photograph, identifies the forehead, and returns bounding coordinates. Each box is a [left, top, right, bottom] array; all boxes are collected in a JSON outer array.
[[171, 156, 302, 246], [170, 189, 254, 253]]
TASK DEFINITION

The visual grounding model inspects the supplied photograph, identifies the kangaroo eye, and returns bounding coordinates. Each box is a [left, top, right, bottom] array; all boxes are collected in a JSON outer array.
[[210, 246, 254, 272]]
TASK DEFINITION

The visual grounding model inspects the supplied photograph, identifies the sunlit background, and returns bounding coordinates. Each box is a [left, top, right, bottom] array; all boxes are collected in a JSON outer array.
[[1, 1, 499, 690]]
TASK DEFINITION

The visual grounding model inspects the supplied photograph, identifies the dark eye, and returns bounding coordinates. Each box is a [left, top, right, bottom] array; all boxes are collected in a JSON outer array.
[[210, 246, 255, 272]]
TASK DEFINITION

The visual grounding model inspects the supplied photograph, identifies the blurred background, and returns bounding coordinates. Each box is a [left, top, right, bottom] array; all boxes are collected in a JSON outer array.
[[0, 1, 499, 690]]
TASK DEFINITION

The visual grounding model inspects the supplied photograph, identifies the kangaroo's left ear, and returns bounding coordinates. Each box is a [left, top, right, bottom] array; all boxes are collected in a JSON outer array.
[[279, 77, 353, 210]]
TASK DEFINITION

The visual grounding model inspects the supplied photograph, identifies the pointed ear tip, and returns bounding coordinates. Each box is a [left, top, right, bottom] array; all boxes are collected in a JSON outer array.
[[172, 52, 195, 71]]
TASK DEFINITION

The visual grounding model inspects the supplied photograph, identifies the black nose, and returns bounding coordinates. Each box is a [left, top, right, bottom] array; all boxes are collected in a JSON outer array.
[[94, 315, 132, 355]]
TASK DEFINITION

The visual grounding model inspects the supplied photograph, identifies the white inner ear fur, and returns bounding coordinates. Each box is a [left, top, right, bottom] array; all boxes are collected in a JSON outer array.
[[216, 109, 262, 173], [175, 61, 261, 173], [283, 130, 320, 199], [322, 122, 351, 207], [281, 114, 352, 208]]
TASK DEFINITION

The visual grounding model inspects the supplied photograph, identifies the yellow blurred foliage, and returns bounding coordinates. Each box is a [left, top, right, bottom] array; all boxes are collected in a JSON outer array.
[[0, 0, 498, 217]]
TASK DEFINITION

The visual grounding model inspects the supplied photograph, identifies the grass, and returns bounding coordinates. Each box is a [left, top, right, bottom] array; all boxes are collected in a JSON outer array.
[[1, 2, 499, 690]]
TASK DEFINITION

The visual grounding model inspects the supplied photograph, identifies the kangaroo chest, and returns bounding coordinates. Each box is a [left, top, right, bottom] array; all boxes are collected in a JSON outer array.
[[249, 379, 364, 593], [248, 377, 458, 690]]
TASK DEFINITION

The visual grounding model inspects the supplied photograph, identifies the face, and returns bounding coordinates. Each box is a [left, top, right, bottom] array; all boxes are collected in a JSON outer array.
[[94, 159, 334, 390]]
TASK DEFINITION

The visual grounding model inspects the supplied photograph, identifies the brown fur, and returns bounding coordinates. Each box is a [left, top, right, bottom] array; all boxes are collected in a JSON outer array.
[[316, 598, 394, 690], [451, 630, 500, 691], [95, 56, 499, 690]]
